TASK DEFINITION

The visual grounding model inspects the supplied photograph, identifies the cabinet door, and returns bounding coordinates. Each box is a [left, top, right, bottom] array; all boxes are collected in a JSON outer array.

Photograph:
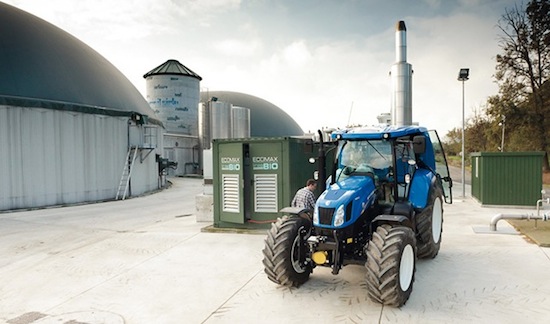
[[218, 143, 245, 224]]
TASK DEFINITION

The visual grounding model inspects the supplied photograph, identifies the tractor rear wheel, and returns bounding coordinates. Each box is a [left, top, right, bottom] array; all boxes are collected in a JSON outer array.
[[262, 215, 312, 287], [416, 184, 443, 259], [365, 225, 416, 307]]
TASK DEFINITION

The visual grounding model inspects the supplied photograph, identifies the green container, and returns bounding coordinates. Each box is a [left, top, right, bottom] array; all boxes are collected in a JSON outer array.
[[471, 152, 544, 206], [213, 137, 329, 229]]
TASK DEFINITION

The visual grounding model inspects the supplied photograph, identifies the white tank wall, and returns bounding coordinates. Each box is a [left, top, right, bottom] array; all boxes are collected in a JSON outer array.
[[163, 135, 200, 176], [127, 123, 165, 195], [145, 74, 200, 135], [0, 105, 162, 211], [127, 146, 162, 196], [210, 101, 232, 139], [231, 106, 250, 138], [198, 102, 211, 150]]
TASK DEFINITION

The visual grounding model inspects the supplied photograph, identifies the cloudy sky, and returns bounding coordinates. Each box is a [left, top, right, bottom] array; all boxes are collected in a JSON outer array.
[[5, 0, 520, 135]]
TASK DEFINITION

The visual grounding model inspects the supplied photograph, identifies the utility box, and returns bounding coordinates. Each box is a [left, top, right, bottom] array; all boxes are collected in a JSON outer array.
[[471, 152, 544, 206], [212, 137, 327, 229]]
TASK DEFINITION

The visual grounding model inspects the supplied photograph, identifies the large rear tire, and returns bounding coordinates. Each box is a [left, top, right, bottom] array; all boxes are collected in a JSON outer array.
[[365, 225, 416, 307], [262, 216, 312, 287], [416, 184, 443, 259]]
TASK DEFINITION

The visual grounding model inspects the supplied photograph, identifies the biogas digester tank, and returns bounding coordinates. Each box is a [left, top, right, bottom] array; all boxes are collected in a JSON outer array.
[[144, 60, 202, 135]]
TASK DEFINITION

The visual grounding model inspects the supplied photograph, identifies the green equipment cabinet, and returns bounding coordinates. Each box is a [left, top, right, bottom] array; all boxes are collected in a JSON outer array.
[[213, 137, 326, 229], [471, 152, 544, 206]]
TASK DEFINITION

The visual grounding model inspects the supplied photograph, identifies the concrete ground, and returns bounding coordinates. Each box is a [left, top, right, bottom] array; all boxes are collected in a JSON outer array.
[[1, 178, 550, 324]]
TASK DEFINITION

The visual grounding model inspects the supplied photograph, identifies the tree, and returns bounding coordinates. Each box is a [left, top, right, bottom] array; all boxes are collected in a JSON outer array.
[[464, 113, 495, 153], [442, 127, 462, 156], [494, 0, 550, 171]]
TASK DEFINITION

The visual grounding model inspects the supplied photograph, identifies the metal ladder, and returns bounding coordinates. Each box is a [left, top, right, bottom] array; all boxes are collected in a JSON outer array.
[[116, 146, 138, 200]]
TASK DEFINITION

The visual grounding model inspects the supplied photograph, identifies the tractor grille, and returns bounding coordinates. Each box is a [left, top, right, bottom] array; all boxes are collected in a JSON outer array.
[[318, 207, 335, 226], [346, 202, 353, 222]]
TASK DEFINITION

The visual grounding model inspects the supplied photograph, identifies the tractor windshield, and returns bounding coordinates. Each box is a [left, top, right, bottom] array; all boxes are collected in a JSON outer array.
[[336, 140, 392, 181]]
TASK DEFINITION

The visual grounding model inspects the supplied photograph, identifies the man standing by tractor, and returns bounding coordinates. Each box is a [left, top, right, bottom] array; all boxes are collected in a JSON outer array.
[[291, 179, 317, 210]]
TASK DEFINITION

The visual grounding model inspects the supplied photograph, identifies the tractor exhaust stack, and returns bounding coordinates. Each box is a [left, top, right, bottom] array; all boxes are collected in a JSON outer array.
[[390, 20, 413, 126]]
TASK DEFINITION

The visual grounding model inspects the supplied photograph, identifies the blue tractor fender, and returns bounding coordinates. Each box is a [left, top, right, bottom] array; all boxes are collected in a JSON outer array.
[[280, 206, 311, 215], [279, 206, 313, 221], [409, 168, 436, 209], [371, 214, 413, 230]]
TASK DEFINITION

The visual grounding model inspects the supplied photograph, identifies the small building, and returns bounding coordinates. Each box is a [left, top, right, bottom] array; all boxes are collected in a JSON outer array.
[[471, 152, 545, 206]]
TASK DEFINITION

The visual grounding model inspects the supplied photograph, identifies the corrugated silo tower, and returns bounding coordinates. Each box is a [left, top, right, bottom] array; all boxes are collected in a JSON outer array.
[[144, 60, 202, 176], [144, 59, 202, 134]]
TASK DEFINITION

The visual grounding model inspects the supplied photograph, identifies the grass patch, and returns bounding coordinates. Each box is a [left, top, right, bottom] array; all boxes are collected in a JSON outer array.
[[447, 155, 471, 169], [507, 219, 550, 247]]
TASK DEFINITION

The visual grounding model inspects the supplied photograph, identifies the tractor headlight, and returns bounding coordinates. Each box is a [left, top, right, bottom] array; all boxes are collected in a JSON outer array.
[[334, 204, 345, 227], [313, 207, 319, 225]]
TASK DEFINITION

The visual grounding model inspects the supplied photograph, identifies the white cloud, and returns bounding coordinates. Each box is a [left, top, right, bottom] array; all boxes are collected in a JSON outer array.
[[5, 0, 517, 136], [185, 0, 241, 13], [213, 39, 261, 57], [5, 0, 242, 40], [406, 13, 501, 133], [281, 41, 312, 68], [242, 39, 395, 132], [421, 0, 442, 9]]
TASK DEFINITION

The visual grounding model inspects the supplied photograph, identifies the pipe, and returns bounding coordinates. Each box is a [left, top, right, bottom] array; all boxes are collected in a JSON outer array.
[[490, 198, 550, 231], [317, 129, 326, 190], [395, 21, 407, 62], [536, 197, 550, 218], [390, 20, 413, 126], [490, 213, 535, 231]]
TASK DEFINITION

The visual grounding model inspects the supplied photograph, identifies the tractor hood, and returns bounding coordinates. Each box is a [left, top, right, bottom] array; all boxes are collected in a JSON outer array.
[[314, 176, 377, 228]]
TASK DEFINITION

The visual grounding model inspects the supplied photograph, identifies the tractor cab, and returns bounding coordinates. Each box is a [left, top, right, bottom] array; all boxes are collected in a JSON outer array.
[[320, 126, 452, 226]]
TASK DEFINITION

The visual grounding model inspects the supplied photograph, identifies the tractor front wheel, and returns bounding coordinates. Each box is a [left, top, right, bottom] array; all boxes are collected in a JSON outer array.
[[262, 216, 312, 287], [365, 225, 416, 307], [416, 184, 443, 259]]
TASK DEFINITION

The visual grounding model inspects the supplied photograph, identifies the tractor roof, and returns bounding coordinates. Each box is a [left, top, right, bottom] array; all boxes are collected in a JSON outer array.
[[331, 125, 428, 140]]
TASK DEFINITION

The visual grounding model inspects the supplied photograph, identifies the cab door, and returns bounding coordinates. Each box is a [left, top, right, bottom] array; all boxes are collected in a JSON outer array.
[[428, 130, 453, 203]]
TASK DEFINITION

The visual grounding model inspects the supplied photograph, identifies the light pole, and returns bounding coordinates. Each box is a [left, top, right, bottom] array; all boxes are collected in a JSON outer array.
[[498, 115, 505, 152], [458, 68, 469, 198]]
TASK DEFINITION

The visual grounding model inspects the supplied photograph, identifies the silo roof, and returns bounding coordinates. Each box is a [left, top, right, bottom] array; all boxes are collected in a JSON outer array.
[[143, 60, 202, 80], [0, 2, 161, 125]]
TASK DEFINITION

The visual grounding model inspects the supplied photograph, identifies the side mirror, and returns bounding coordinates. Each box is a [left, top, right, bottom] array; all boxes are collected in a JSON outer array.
[[413, 135, 426, 154], [342, 166, 355, 175]]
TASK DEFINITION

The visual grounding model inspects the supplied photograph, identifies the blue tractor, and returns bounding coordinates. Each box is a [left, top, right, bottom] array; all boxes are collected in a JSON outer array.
[[262, 125, 453, 307]]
